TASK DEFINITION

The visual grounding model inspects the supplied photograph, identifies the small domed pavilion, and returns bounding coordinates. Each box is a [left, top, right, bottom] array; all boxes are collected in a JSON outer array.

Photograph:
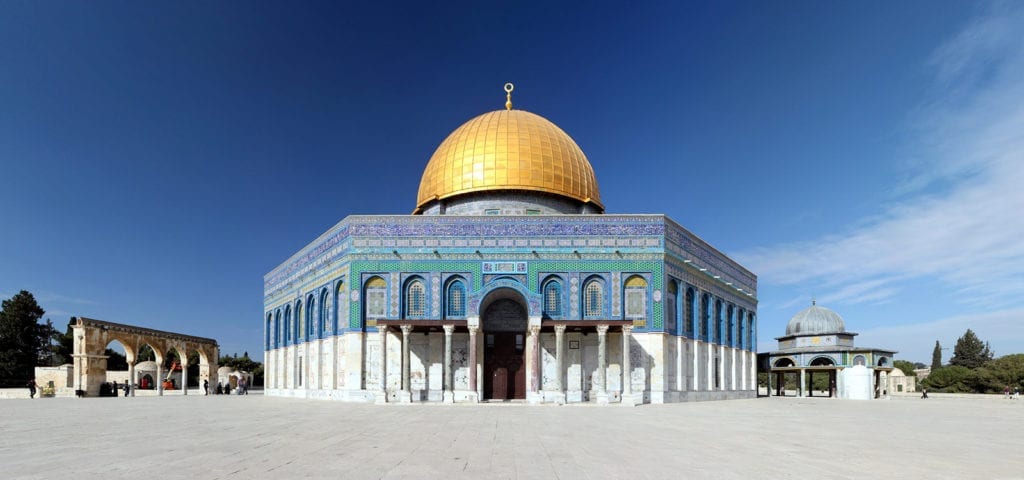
[[758, 302, 896, 399]]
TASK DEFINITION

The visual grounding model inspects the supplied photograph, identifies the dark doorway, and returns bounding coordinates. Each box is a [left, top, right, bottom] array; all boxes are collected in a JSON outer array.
[[485, 332, 525, 400], [482, 296, 527, 400]]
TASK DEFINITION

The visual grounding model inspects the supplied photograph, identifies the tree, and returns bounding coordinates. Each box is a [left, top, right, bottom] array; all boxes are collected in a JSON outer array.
[[894, 360, 917, 377], [0, 290, 53, 387], [931, 340, 943, 370], [921, 365, 973, 393], [949, 329, 993, 369]]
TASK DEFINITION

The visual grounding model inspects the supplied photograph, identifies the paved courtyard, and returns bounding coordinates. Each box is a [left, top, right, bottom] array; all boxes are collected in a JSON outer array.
[[2, 392, 1022, 479]]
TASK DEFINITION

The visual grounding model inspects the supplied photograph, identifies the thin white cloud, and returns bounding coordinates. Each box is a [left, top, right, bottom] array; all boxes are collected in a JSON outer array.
[[36, 292, 101, 306], [856, 308, 1024, 363], [737, 4, 1024, 309]]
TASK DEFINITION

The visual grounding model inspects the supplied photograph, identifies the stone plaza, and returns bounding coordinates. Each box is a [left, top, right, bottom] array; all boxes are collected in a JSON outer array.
[[2, 393, 1021, 479]]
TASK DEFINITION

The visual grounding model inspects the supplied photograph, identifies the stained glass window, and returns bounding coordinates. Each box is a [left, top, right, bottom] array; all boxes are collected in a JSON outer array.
[[544, 280, 562, 317], [447, 280, 466, 317]]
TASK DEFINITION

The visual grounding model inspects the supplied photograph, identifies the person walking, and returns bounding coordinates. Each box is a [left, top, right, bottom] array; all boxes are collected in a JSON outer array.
[[27, 379, 37, 399], [123, 381, 130, 397], [113, 380, 119, 397], [203, 379, 209, 396]]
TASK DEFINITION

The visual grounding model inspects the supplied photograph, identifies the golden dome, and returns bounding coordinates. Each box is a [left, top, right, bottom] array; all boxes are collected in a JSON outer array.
[[415, 108, 603, 213]]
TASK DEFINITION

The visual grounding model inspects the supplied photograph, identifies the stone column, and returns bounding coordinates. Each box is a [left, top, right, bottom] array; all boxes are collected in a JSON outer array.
[[127, 361, 136, 398], [376, 326, 387, 403], [596, 325, 609, 405], [622, 325, 634, 405], [676, 336, 683, 394], [400, 325, 412, 403], [553, 325, 566, 404], [156, 363, 164, 396], [692, 339, 699, 391], [468, 326, 478, 395], [526, 325, 541, 404], [799, 368, 807, 397], [181, 353, 189, 396], [443, 325, 454, 403]]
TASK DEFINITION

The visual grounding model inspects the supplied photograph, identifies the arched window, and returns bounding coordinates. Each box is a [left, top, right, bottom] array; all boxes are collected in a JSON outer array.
[[685, 287, 695, 337], [624, 276, 647, 320], [446, 279, 466, 318], [543, 278, 562, 317], [737, 308, 745, 349], [714, 300, 723, 344], [853, 355, 867, 366], [405, 278, 426, 317], [306, 294, 315, 340], [284, 305, 292, 345], [334, 282, 344, 332], [365, 276, 387, 319], [726, 304, 734, 346], [665, 281, 677, 333], [275, 310, 282, 347], [320, 289, 329, 336], [294, 298, 301, 339], [747, 313, 755, 350], [266, 313, 273, 350], [583, 278, 604, 318], [700, 294, 710, 341]]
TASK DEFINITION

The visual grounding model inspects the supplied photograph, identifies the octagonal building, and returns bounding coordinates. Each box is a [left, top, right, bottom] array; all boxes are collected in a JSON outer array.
[[263, 86, 758, 404]]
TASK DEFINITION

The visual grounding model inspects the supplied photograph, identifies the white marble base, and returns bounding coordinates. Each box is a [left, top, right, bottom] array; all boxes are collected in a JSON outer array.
[[621, 392, 641, 406], [595, 391, 610, 405], [542, 391, 566, 404]]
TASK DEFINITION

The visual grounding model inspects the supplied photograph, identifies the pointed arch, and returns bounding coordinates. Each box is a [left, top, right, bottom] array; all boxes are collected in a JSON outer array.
[[284, 305, 292, 345], [542, 275, 563, 318], [404, 276, 427, 318], [665, 280, 678, 334], [446, 277, 467, 318], [305, 293, 316, 340], [685, 286, 695, 337], [319, 288, 329, 338], [364, 275, 387, 321], [623, 275, 648, 321], [583, 276, 605, 318]]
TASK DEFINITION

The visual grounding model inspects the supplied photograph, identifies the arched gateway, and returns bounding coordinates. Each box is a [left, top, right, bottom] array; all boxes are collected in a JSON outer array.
[[480, 289, 528, 400], [71, 317, 219, 397]]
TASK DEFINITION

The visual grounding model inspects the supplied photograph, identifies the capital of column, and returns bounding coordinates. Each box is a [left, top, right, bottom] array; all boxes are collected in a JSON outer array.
[[596, 324, 609, 336], [554, 324, 567, 335], [528, 325, 540, 337], [442, 324, 455, 336], [400, 325, 413, 335], [468, 326, 479, 335], [622, 325, 633, 336], [378, 325, 388, 335]]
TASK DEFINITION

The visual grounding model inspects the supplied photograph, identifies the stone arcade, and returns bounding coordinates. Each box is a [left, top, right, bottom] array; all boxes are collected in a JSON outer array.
[[263, 85, 758, 404], [68, 317, 219, 397]]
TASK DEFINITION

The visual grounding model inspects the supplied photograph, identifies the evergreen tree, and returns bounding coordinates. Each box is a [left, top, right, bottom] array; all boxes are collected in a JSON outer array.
[[949, 329, 993, 369], [0, 290, 52, 387], [931, 340, 942, 370]]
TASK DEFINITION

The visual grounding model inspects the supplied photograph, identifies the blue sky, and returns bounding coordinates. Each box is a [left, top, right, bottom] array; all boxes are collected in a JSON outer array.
[[2, 2, 1021, 364]]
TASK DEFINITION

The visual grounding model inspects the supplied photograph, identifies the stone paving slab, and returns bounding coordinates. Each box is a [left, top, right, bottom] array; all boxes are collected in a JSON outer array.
[[1, 393, 1022, 479]]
